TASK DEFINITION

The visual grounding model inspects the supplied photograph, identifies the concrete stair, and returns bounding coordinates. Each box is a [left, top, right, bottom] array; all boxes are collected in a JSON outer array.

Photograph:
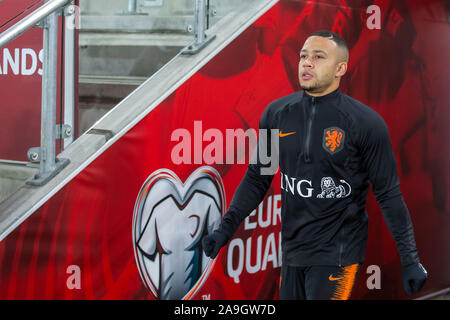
[[77, 0, 240, 136]]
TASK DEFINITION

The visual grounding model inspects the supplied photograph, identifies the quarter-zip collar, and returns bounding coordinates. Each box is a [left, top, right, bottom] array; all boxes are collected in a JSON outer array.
[[301, 88, 340, 164], [302, 87, 341, 103]]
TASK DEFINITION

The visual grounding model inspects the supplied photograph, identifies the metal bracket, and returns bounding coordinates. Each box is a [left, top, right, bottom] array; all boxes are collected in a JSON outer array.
[[185, 21, 196, 34], [181, 0, 216, 55], [207, 5, 217, 30], [181, 34, 216, 55], [208, 5, 217, 20], [63, 4, 76, 16], [27, 124, 72, 163], [27, 147, 43, 163], [26, 157, 70, 186], [35, 19, 48, 29], [56, 124, 73, 139]]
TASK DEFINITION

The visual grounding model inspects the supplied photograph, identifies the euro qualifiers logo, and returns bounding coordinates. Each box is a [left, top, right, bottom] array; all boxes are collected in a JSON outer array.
[[132, 167, 225, 300]]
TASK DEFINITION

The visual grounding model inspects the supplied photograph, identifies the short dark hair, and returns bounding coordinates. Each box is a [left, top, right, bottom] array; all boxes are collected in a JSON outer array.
[[309, 30, 349, 61]]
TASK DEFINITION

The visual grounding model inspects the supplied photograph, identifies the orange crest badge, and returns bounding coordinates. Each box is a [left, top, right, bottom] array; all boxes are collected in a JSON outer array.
[[322, 127, 345, 154]]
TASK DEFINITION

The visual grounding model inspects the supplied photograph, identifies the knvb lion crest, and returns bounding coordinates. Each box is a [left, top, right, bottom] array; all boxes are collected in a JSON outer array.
[[322, 127, 345, 154], [132, 167, 225, 300]]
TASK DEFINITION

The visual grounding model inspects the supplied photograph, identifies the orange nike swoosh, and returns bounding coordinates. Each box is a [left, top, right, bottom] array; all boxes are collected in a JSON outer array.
[[329, 275, 342, 281], [279, 131, 296, 138]]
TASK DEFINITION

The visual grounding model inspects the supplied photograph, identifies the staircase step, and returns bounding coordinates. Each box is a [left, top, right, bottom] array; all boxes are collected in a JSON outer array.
[[0, 160, 37, 204]]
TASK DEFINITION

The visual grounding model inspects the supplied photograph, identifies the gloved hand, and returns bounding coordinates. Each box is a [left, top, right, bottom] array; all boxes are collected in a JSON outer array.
[[202, 230, 229, 259], [402, 262, 428, 296]]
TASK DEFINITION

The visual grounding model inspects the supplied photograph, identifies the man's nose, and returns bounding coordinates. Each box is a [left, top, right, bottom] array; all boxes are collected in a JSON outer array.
[[301, 57, 313, 68]]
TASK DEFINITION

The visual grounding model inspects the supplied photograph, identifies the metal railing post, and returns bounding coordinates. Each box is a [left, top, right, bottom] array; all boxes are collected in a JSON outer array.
[[181, 0, 216, 55], [195, 0, 206, 45], [63, 1, 76, 148], [128, 0, 138, 13], [40, 10, 58, 176], [0, 0, 71, 48]]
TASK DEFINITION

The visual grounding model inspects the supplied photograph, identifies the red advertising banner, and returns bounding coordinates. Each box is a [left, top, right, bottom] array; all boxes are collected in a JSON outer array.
[[0, 0, 448, 300]]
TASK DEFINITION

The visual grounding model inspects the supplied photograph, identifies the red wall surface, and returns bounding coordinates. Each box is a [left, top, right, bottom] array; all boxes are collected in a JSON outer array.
[[0, 0, 448, 300]]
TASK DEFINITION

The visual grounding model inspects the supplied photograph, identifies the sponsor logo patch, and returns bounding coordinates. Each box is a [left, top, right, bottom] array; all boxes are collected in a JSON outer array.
[[317, 177, 351, 199], [279, 131, 296, 138]]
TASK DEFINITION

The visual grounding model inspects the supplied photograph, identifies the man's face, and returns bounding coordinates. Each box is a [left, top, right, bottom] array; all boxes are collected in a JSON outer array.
[[298, 36, 344, 94]]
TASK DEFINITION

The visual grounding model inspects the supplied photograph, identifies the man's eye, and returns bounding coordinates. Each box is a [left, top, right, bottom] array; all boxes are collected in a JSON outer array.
[[300, 55, 307, 59], [315, 55, 323, 59]]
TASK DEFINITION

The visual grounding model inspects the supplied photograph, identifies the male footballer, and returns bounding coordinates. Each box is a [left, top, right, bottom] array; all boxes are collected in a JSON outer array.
[[202, 30, 428, 300]]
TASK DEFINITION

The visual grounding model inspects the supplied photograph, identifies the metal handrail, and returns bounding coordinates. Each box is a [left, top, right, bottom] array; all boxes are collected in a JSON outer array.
[[0, 0, 73, 186], [0, 0, 71, 48], [0, 0, 212, 186]]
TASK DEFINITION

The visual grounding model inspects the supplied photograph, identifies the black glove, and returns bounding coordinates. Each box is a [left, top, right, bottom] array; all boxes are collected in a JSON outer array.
[[402, 262, 428, 296], [202, 230, 229, 259]]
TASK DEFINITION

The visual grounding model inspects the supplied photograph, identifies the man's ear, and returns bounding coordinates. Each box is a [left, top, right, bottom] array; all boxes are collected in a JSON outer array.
[[336, 62, 348, 77]]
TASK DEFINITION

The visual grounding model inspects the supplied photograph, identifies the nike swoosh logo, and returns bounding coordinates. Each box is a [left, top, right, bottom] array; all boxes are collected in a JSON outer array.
[[329, 274, 342, 281], [279, 131, 296, 138]]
